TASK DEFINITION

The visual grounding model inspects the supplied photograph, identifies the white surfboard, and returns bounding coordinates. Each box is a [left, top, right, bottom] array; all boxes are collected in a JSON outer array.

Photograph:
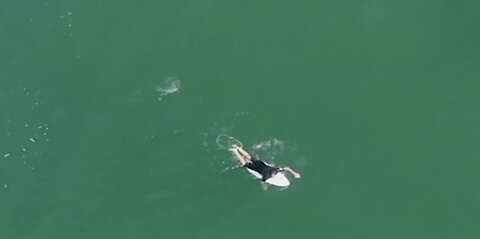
[[246, 168, 263, 179], [265, 172, 290, 187], [246, 167, 291, 187]]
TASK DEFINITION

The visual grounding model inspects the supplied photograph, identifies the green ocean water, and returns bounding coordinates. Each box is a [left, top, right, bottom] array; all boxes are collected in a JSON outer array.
[[1, 0, 480, 238]]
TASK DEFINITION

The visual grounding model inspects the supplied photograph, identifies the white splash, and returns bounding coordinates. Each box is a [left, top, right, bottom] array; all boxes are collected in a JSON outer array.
[[156, 76, 181, 100]]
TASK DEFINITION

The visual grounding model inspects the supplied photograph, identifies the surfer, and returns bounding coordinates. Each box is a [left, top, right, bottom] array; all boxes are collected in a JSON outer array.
[[229, 144, 301, 189]]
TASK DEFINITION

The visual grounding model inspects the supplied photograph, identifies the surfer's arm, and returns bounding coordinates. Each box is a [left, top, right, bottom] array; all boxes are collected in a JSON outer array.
[[230, 148, 247, 166], [283, 166, 301, 178]]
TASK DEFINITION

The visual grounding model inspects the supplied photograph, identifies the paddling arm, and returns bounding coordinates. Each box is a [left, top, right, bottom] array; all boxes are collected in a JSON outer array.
[[283, 166, 301, 178], [261, 182, 269, 190]]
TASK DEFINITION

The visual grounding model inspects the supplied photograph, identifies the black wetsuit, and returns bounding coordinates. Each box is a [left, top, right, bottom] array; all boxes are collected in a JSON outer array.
[[245, 157, 282, 181]]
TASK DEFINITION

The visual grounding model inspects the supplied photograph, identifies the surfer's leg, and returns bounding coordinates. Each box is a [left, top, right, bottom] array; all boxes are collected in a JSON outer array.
[[232, 145, 252, 162], [230, 148, 248, 166]]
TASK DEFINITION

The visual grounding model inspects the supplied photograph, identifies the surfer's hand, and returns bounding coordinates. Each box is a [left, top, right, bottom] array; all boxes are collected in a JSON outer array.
[[293, 173, 301, 179]]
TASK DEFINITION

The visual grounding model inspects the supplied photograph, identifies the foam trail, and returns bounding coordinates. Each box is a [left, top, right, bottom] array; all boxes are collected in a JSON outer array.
[[216, 134, 243, 149], [156, 76, 181, 100]]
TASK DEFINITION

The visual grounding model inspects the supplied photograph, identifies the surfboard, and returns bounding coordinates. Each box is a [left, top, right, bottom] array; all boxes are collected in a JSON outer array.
[[265, 172, 290, 187], [246, 168, 290, 187], [246, 168, 263, 179]]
